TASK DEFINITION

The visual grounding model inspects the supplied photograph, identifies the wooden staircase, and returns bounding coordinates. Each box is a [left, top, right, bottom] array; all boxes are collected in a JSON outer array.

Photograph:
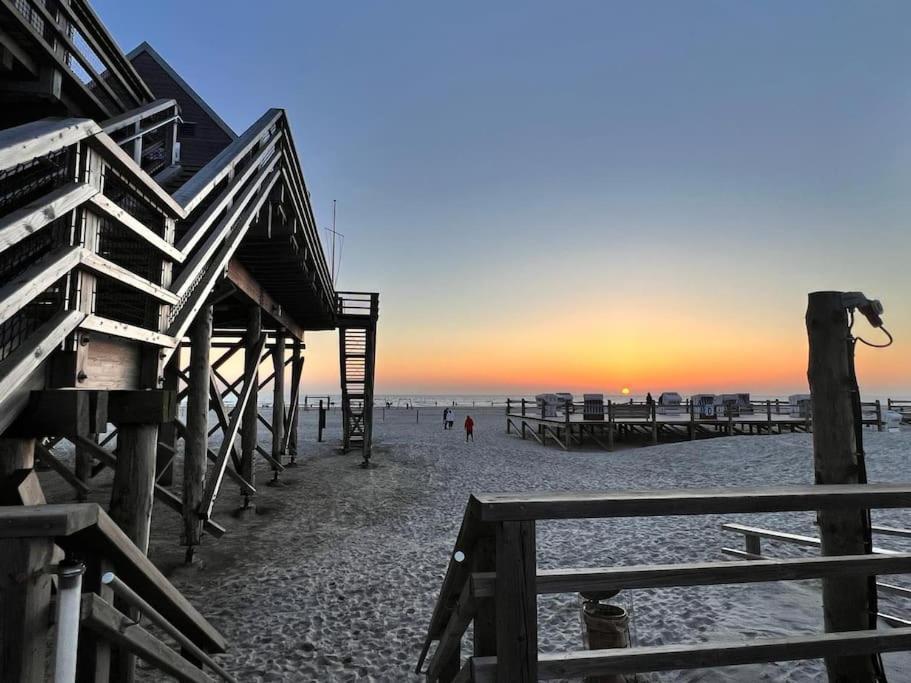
[[337, 292, 379, 464]]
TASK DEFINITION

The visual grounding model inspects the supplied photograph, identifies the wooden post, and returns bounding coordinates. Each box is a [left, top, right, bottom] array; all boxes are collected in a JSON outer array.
[[564, 406, 571, 451], [156, 356, 180, 486], [270, 334, 286, 479], [472, 536, 496, 656], [318, 400, 325, 442], [766, 400, 772, 434], [0, 438, 54, 683], [75, 434, 94, 499], [240, 306, 261, 508], [521, 398, 526, 416], [689, 402, 696, 441], [495, 521, 537, 682], [109, 423, 158, 554], [650, 402, 658, 444], [745, 533, 761, 557], [288, 339, 303, 463], [183, 305, 211, 563], [607, 400, 614, 451], [875, 400, 883, 432], [727, 407, 734, 436], [806, 290, 877, 682]]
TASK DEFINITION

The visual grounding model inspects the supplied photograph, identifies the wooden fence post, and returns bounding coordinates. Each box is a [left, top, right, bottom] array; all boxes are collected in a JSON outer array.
[[495, 521, 537, 682], [650, 402, 658, 444], [607, 400, 614, 451], [806, 290, 877, 683], [875, 400, 883, 432]]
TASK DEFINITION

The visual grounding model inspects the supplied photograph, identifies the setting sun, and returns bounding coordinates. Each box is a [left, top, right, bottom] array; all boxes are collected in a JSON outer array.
[[621, 387, 631, 396]]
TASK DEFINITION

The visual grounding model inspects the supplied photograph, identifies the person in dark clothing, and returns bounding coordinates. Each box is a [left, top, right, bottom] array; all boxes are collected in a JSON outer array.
[[464, 415, 474, 442], [646, 392, 654, 406]]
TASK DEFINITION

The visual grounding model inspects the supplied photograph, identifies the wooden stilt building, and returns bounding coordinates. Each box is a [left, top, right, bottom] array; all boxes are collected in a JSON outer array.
[[0, 1, 378, 679]]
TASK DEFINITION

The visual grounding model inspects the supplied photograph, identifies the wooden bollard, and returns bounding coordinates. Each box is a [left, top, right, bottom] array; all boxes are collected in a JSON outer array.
[[766, 400, 772, 434], [876, 400, 884, 432]]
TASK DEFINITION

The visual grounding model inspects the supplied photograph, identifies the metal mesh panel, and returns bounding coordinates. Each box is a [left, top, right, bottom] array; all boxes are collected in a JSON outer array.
[[96, 216, 161, 284], [103, 171, 165, 237], [94, 277, 159, 329], [0, 218, 70, 362], [0, 147, 73, 217]]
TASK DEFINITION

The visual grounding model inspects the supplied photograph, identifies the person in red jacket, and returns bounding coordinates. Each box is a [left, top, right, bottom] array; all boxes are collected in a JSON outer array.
[[464, 415, 474, 442]]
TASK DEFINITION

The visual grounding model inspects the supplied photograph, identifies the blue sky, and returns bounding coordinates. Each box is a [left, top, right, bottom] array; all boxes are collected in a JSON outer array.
[[98, 1, 911, 394]]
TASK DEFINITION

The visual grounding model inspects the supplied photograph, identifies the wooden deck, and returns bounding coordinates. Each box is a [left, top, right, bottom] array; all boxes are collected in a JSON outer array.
[[505, 403, 884, 450]]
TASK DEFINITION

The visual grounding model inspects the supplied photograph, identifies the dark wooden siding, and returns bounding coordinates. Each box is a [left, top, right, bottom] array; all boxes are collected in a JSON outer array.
[[129, 51, 233, 171]]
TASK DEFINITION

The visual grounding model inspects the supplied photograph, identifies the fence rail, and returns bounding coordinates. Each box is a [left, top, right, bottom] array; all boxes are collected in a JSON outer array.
[[419, 484, 911, 681]]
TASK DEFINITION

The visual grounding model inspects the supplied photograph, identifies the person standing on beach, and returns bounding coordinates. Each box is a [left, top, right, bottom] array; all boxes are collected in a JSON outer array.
[[442, 408, 449, 430], [464, 415, 474, 442], [447, 409, 455, 430]]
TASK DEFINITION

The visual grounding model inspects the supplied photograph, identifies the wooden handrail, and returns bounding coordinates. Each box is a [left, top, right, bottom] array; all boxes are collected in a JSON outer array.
[[467, 628, 911, 680], [472, 484, 911, 522], [0, 504, 226, 653]]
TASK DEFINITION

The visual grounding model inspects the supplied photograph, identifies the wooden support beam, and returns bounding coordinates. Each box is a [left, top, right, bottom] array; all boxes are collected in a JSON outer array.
[[157, 359, 180, 487], [200, 335, 267, 520], [6, 389, 107, 438], [806, 290, 876, 682], [79, 594, 214, 683], [108, 391, 177, 425], [0, 438, 53, 683], [108, 423, 158, 554], [271, 334, 286, 472], [226, 259, 305, 341], [34, 441, 92, 498], [285, 339, 303, 460], [183, 305, 212, 561], [240, 307, 261, 507]]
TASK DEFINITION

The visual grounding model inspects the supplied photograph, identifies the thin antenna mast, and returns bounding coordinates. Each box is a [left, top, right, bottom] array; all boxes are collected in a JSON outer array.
[[331, 200, 337, 285]]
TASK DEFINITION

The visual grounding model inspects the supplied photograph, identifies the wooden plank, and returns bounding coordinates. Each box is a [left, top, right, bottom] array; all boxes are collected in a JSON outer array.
[[89, 134, 184, 217], [88, 193, 183, 262], [108, 390, 177, 425], [425, 575, 476, 681], [79, 594, 214, 683], [526, 627, 911, 678], [225, 259, 304, 341], [199, 335, 267, 519], [0, 309, 85, 435], [79, 315, 179, 348], [0, 503, 99, 538], [0, 182, 96, 257], [101, 99, 176, 135], [0, 246, 81, 328], [0, 117, 100, 172], [470, 554, 911, 598], [79, 249, 178, 304], [873, 525, 911, 539], [472, 484, 911, 523], [153, 483, 226, 539], [175, 132, 282, 254], [164, 169, 281, 359], [494, 521, 536, 682], [34, 442, 92, 497], [172, 109, 283, 214]]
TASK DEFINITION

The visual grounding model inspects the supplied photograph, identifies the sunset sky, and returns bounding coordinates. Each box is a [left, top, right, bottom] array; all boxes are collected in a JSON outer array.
[[101, 1, 911, 396]]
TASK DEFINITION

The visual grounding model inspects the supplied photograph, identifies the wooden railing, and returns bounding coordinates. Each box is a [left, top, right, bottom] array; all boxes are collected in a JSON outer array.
[[336, 290, 380, 318], [1, 0, 153, 119], [418, 484, 911, 681], [0, 503, 230, 681], [0, 105, 336, 430]]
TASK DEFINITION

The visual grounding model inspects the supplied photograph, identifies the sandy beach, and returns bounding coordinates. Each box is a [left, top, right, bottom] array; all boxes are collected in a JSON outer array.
[[41, 406, 911, 682]]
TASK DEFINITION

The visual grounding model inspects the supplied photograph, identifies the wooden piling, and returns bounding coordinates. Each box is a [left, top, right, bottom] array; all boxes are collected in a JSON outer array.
[[270, 334, 286, 476], [156, 357, 180, 487], [240, 306, 261, 505], [0, 438, 53, 683], [288, 339, 302, 462], [875, 400, 883, 432], [109, 423, 158, 554], [183, 305, 212, 561], [806, 290, 877, 682]]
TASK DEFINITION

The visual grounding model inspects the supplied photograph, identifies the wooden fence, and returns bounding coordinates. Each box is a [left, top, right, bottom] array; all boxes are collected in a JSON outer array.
[[418, 484, 911, 681]]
